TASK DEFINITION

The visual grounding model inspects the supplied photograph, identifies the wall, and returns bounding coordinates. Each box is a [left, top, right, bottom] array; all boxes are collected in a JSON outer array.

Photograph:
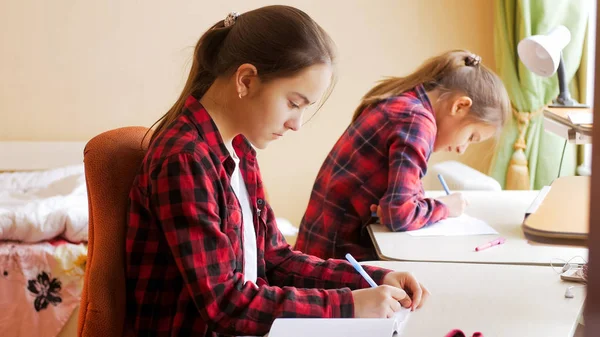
[[0, 0, 497, 226]]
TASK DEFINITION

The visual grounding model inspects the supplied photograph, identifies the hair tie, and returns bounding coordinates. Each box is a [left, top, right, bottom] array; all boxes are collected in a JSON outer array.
[[465, 54, 482, 67], [224, 11, 240, 27]]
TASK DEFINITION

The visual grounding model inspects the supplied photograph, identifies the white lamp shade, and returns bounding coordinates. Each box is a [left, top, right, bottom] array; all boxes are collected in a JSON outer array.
[[517, 25, 571, 77]]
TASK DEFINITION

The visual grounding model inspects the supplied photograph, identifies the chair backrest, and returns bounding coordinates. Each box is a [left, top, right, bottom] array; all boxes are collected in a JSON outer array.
[[78, 127, 151, 337]]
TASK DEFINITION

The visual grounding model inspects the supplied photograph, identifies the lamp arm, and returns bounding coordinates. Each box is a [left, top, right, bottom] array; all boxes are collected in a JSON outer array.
[[556, 53, 574, 105]]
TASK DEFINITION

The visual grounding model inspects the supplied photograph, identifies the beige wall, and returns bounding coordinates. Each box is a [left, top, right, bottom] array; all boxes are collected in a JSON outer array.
[[0, 0, 496, 226]]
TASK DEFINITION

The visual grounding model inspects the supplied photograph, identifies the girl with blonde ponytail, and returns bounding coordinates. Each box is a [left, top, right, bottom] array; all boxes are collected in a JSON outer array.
[[296, 50, 511, 261]]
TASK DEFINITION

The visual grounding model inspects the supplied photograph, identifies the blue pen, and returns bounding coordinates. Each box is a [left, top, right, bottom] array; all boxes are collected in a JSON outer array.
[[437, 174, 451, 195], [345, 253, 378, 288]]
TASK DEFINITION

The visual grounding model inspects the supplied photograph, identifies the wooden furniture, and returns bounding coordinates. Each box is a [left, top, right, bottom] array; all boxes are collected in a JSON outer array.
[[583, 3, 600, 334], [0, 141, 86, 171]]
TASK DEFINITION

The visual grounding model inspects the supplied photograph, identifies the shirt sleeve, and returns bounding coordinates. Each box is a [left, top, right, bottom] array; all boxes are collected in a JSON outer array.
[[379, 108, 449, 231], [262, 202, 392, 290], [150, 153, 360, 336]]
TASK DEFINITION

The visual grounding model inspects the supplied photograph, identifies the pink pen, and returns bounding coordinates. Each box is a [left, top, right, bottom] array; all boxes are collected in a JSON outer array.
[[475, 238, 506, 252]]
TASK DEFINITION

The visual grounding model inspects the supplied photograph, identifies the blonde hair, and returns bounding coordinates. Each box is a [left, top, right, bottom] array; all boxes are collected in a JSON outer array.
[[351, 50, 510, 128]]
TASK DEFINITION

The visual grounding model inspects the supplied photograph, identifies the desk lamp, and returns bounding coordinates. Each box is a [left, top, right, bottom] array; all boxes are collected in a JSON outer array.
[[517, 25, 588, 108]]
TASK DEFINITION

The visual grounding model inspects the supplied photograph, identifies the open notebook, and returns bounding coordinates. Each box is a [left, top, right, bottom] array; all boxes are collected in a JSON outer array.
[[268, 308, 410, 337], [407, 214, 498, 237]]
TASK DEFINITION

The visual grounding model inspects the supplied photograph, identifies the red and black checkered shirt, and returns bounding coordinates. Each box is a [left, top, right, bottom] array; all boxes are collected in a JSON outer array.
[[125, 95, 391, 336], [295, 85, 449, 261]]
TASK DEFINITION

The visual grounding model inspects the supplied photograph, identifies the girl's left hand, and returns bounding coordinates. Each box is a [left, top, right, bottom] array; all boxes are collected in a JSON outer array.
[[381, 272, 430, 311]]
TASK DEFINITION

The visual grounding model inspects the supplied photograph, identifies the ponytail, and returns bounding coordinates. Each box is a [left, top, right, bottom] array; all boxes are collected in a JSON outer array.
[[147, 21, 232, 145], [351, 50, 510, 129]]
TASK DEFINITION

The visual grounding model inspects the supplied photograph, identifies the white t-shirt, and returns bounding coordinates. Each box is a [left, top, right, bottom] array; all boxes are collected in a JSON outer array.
[[227, 145, 258, 285]]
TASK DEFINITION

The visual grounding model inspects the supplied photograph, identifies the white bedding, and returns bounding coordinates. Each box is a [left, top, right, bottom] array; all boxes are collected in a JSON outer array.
[[0, 165, 88, 243], [0, 164, 296, 243]]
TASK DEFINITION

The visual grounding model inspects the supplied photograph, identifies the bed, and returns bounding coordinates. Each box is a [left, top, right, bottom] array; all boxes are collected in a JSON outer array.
[[0, 141, 88, 337]]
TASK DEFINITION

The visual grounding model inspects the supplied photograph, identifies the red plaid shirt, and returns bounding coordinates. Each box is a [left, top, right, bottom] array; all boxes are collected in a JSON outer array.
[[295, 85, 449, 261], [125, 95, 391, 336]]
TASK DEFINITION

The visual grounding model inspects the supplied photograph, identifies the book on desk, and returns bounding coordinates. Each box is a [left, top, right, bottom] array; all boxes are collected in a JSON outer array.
[[269, 308, 410, 337], [522, 175, 589, 246], [525, 106, 591, 246]]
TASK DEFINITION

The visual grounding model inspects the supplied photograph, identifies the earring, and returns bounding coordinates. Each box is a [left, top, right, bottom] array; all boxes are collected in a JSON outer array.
[[238, 93, 243, 99]]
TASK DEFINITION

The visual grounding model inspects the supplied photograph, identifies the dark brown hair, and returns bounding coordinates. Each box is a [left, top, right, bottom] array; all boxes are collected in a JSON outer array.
[[149, 5, 336, 144], [352, 50, 510, 128]]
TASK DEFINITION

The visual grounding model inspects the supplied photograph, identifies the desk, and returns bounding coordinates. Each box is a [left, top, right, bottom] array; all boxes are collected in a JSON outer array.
[[368, 191, 588, 265], [361, 260, 585, 337]]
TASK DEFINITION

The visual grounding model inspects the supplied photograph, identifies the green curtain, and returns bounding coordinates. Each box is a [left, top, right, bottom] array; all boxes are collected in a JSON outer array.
[[489, 0, 591, 190]]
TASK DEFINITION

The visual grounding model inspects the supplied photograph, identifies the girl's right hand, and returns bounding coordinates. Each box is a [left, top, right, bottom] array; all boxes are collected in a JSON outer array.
[[436, 192, 468, 217], [351, 285, 412, 318]]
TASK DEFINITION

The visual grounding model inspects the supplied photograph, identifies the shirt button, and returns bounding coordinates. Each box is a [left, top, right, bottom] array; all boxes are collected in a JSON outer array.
[[257, 199, 264, 205]]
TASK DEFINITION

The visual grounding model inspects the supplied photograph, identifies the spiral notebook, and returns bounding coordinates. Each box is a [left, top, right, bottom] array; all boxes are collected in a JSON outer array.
[[268, 308, 411, 337]]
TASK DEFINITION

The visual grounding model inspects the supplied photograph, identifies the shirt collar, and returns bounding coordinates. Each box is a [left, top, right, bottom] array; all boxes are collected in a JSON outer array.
[[415, 84, 435, 114], [184, 95, 257, 164]]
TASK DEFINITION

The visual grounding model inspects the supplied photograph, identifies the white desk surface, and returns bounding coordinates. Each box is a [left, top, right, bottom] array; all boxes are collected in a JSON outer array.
[[362, 260, 585, 337], [368, 190, 588, 266]]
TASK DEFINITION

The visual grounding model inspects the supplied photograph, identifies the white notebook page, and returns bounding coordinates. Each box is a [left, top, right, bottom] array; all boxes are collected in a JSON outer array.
[[407, 214, 498, 237]]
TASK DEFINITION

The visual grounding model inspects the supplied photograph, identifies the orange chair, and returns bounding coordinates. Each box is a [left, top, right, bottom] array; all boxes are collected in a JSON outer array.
[[78, 127, 151, 337]]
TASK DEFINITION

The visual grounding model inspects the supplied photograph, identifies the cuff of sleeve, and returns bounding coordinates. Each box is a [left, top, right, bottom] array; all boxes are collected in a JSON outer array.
[[328, 288, 355, 318], [432, 199, 450, 221], [361, 265, 393, 287]]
